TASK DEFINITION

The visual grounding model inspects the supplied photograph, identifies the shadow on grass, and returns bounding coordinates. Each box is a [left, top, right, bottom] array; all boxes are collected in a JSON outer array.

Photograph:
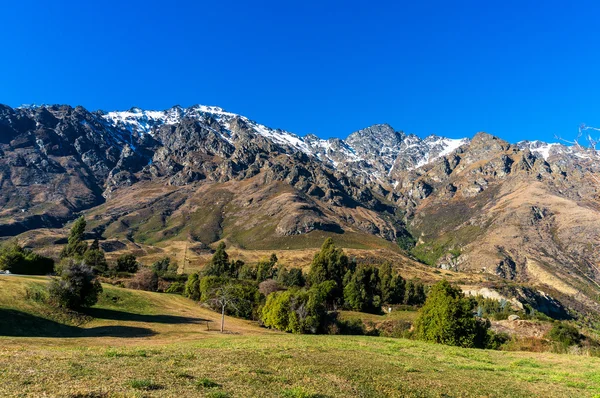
[[83, 308, 210, 324], [0, 309, 155, 338]]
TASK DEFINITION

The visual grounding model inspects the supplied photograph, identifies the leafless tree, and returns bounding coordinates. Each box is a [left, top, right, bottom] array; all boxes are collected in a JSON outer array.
[[555, 124, 600, 186], [205, 282, 241, 333]]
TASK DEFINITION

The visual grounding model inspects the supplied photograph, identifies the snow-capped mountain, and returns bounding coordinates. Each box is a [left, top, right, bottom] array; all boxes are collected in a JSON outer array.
[[517, 140, 598, 163], [98, 105, 471, 184]]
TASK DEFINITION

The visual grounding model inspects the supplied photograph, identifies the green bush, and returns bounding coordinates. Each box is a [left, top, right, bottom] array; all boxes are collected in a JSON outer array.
[[548, 322, 582, 347], [414, 280, 489, 348], [128, 379, 162, 391], [261, 282, 333, 334], [256, 254, 278, 282], [151, 257, 178, 278], [404, 279, 426, 306], [0, 241, 54, 275], [115, 254, 139, 273], [184, 273, 201, 301], [48, 260, 102, 310], [396, 229, 416, 251], [335, 318, 366, 335], [487, 331, 511, 350], [165, 281, 185, 294], [196, 378, 221, 389]]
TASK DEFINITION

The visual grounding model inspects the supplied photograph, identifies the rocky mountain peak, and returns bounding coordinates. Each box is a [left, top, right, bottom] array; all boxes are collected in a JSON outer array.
[[346, 124, 405, 155]]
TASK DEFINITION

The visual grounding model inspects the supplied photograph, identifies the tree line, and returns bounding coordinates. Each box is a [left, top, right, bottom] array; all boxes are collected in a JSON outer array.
[[3, 216, 509, 349]]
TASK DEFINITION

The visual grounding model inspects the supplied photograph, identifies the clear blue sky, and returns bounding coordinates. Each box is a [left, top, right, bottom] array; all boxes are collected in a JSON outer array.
[[2, 1, 600, 142]]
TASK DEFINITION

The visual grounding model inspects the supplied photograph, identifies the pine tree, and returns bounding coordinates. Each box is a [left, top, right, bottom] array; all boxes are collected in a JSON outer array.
[[83, 240, 108, 275], [60, 216, 89, 259], [380, 262, 405, 304], [307, 238, 351, 292], [343, 265, 381, 313]]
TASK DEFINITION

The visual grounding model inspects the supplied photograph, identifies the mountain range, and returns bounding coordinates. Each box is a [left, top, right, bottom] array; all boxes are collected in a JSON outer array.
[[2, 103, 600, 317]]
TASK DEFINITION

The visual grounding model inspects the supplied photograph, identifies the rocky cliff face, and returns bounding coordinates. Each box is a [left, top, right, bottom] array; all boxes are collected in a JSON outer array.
[[2, 103, 600, 314]]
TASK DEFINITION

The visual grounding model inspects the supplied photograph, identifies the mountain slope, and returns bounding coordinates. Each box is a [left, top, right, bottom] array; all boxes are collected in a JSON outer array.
[[2, 103, 600, 315]]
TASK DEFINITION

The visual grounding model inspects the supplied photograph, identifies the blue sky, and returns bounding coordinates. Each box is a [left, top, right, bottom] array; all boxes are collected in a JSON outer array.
[[2, 1, 600, 142]]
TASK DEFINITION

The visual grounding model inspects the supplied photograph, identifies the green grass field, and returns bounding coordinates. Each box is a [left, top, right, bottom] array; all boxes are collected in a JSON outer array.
[[1, 276, 600, 397]]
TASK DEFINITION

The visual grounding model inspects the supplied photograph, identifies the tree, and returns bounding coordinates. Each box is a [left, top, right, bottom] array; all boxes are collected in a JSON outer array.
[[115, 253, 139, 273], [380, 263, 405, 304], [48, 260, 102, 310], [128, 268, 159, 291], [204, 242, 229, 275], [83, 239, 108, 275], [277, 267, 305, 287], [199, 276, 260, 319], [238, 264, 257, 280], [414, 280, 489, 348], [261, 282, 333, 334], [184, 273, 201, 301], [307, 238, 352, 302], [151, 257, 178, 278], [203, 243, 244, 278], [0, 240, 54, 275], [404, 279, 426, 306], [259, 279, 281, 297], [343, 265, 382, 313], [60, 216, 88, 259], [203, 282, 245, 332], [256, 254, 278, 282]]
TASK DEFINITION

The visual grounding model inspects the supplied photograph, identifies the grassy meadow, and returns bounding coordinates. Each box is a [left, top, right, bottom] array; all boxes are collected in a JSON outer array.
[[1, 276, 600, 397]]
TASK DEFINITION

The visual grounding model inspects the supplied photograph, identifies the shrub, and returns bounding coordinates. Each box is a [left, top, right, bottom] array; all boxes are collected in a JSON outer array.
[[83, 240, 108, 275], [258, 279, 281, 297], [128, 379, 162, 390], [548, 322, 582, 347], [261, 282, 332, 334], [414, 280, 489, 348], [256, 254, 278, 282], [0, 241, 54, 275], [487, 331, 511, 350], [48, 260, 102, 310], [127, 268, 159, 292], [335, 318, 366, 335], [184, 273, 201, 301], [238, 264, 257, 280], [115, 254, 139, 273], [165, 281, 185, 294], [472, 296, 511, 320], [396, 229, 416, 251], [377, 319, 413, 338], [196, 378, 221, 389], [151, 257, 178, 277]]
